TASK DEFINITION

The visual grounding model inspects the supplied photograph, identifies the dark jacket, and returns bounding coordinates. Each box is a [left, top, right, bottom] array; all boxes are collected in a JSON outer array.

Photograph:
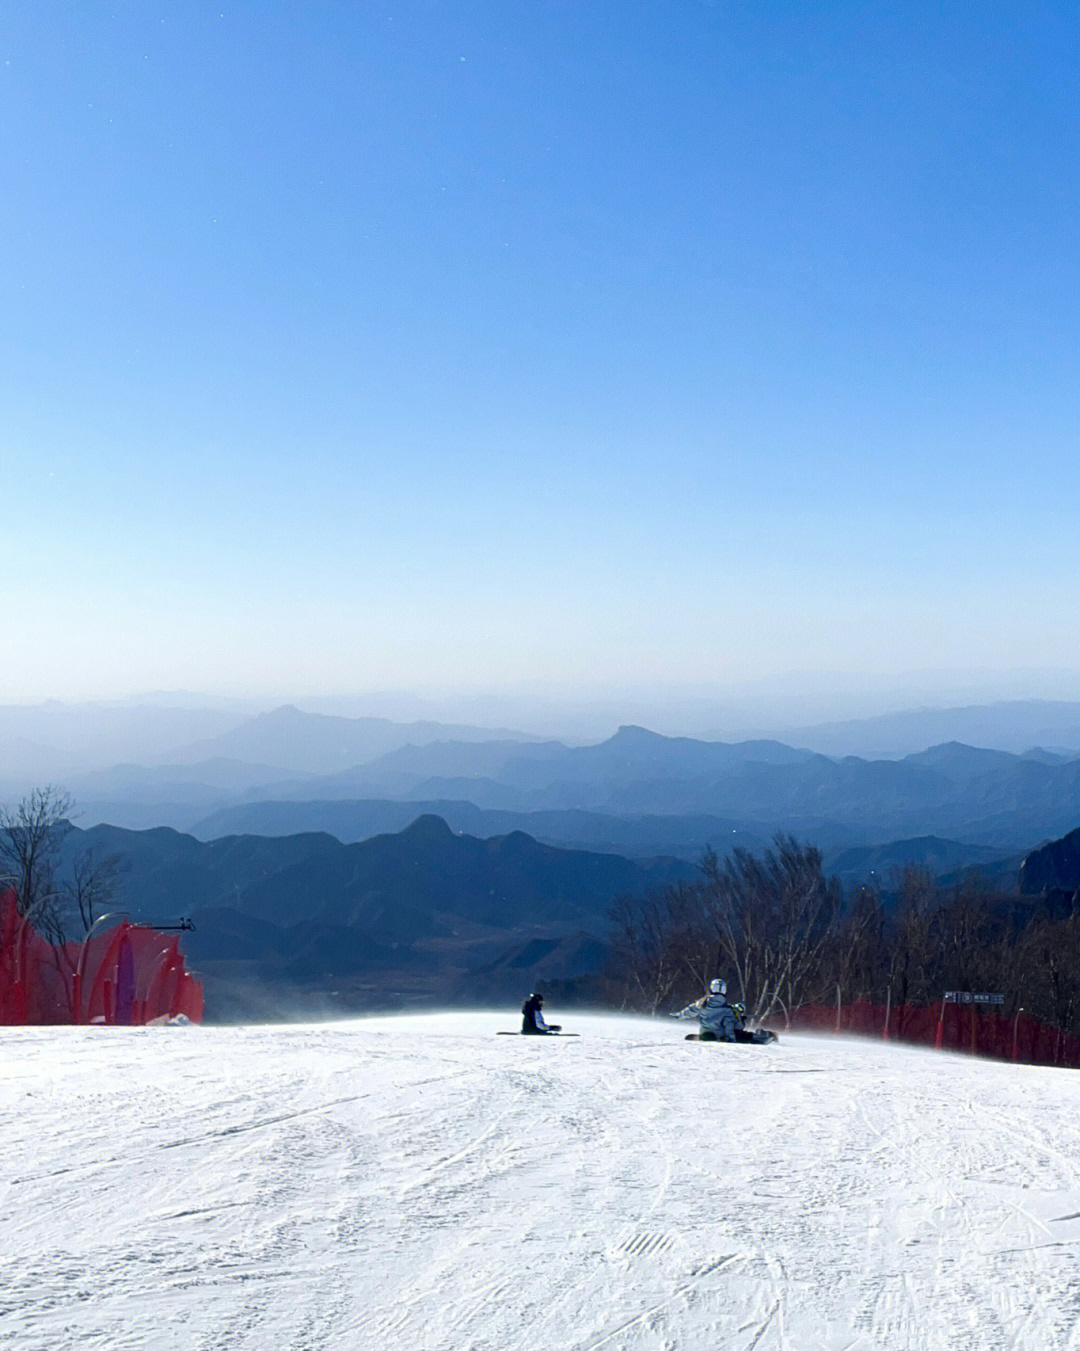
[[521, 995, 551, 1034]]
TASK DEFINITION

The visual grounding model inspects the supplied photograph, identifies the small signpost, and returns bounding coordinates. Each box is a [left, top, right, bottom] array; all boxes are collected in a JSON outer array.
[[937, 992, 1007, 1053]]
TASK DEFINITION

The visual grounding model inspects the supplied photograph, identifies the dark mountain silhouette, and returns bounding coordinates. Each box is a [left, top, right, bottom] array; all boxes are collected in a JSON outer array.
[[191, 802, 1031, 888], [189, 798, 773, 858], [1019, 826, 1080, 897], [827, 836, 1020, 888], [54, 817, 695, 1010]]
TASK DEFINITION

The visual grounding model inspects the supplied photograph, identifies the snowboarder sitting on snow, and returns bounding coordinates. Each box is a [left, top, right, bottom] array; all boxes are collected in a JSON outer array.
[[521, 992, 561, 1035], [673, 979, 737, 1042]]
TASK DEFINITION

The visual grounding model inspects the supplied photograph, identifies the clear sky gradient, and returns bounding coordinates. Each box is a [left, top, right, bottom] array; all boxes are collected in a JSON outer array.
[[2, 1, 1078, 703]]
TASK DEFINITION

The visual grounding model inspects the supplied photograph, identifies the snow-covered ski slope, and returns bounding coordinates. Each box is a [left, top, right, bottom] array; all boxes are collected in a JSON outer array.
[[4, 1013, 1080, 1351]]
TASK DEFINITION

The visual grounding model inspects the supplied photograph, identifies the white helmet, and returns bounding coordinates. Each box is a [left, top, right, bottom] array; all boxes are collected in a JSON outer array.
[[709, 978, 726, 996]]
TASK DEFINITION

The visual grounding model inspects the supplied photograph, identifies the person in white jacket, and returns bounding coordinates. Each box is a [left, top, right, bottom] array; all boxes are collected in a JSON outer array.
[[674, 979, 737, 1042]]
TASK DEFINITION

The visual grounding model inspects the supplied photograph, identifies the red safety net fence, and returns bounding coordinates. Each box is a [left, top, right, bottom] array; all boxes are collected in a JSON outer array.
[[0, 890, 203, 1026], [773, 998, 1080, 1069]]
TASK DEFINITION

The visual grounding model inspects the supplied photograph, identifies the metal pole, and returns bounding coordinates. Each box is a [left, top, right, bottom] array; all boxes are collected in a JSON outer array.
[[76, 912, 130, 1025]]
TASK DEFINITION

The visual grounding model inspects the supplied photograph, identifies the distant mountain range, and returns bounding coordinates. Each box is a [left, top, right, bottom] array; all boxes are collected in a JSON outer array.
[[56, 816, 695, 1014], [0, 700, 541, 784], [189, 799, 774, 858], [0, 702, 243, 779], [158, 704, 546, 775], [2, 694, 1078, 777], [227, 727, 1080, 850], [2, 700, 1078, 855], [188, 801, 1019, 885], [71, 812, 691, 939], [45, 810, 1068, 1020], [8, 695, 1074, 1020], [776, 699, 1080, 758], [21, 723, 1077, 853]]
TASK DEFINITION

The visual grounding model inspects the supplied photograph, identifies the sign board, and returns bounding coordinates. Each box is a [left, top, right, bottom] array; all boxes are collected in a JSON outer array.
[[943, 991, 1006, 1006]]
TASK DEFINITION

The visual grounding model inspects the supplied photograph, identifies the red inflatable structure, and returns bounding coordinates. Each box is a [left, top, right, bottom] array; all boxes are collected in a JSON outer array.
[[0, 890, 203, 1026], [776, 997, 1080, 1070]]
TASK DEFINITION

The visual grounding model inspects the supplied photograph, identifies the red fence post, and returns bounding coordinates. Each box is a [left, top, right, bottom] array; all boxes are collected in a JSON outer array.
[[934, 999, 946, 1050], [14, 910, 34, 1024], [169, 972, 186, 1019]]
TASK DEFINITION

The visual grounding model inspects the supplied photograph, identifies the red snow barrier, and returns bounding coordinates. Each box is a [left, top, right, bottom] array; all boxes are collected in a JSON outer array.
[[0, 891, 203, 1026], [775, 998, 1080, 1070]]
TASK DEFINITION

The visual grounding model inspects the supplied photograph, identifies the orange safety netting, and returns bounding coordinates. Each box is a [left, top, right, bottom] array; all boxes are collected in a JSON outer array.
[[775, 998, 1080, 1069], [0, 890, 203, 1026]]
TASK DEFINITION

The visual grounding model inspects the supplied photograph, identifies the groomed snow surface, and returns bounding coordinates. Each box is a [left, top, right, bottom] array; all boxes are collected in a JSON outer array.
[[4, 1014, 1080, 1351]]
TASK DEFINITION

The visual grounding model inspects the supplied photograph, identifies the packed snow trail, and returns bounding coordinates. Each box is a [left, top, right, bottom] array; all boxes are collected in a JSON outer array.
[[4, 1013, 1080, 1350]]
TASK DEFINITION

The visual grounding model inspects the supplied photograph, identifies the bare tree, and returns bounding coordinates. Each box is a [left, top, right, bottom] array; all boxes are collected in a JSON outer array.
[[69, 848, 121, 933], [607, 837, 1080, 1049], [827, 884, 885, 1004], [0, 786, 75, 940], [887, 865, 936, 1008], [700, 836, 842, 1023], [610, 883, 704, 1013], [0, 787, 118, 942]]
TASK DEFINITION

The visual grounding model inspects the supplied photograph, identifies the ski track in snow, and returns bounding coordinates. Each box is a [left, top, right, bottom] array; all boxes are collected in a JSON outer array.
[[4, 1013, 1080, 1350]]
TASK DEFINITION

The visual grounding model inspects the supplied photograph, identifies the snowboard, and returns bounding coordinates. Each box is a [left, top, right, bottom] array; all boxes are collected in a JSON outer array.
[[685, 1029, 777, 1045], [497, 1030, 578, 1037], [739, 1028, 778, 1045]]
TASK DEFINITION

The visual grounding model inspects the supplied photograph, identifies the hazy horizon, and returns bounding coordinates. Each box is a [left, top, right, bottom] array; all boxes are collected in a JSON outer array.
[[3, 670, 1080, 746]]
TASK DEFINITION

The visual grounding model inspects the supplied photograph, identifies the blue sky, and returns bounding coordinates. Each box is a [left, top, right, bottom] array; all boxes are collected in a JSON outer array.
[[2, 1, 1077, 703]]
